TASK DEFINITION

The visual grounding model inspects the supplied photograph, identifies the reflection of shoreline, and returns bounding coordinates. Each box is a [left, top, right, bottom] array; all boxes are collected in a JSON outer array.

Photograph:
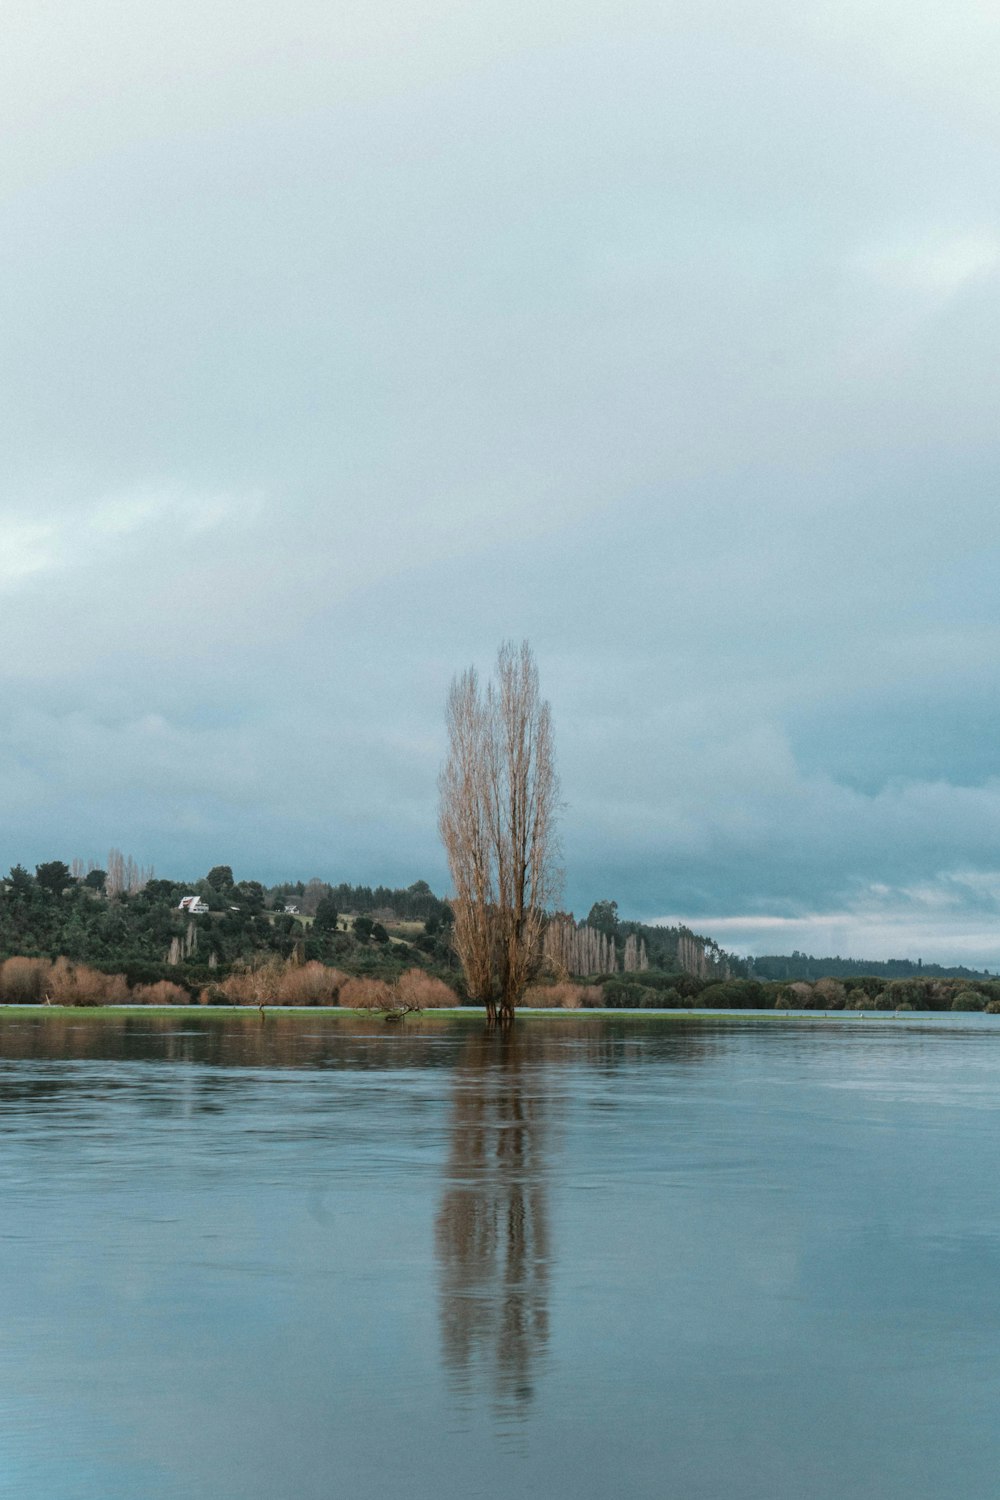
[[435, 1030, 550, 1410]]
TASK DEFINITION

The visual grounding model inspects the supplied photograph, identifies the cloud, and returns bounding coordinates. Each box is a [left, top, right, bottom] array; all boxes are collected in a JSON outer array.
[[854, 230, 1000, 299], [658, 870, 1000, 968], [0, 522, 56, 587], [1, 2, 1000, 962]]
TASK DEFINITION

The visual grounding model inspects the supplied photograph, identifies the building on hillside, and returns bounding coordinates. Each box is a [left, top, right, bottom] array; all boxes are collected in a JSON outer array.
[[178, 895, 209, 915]]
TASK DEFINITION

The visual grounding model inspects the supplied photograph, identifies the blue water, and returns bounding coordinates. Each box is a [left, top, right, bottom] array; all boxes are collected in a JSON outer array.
[[1, 1010, 999, 1499]]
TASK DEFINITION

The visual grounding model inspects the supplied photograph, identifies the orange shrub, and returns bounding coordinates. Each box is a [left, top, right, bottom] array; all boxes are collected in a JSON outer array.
[[48, 958, 129, 1006], [274, 962, 347, 1005], [0, 956, 52, 1003], [522, 982, 589, 1008], [395, 967, 458, 1009], [812, 978, 846, 1010], [211, 960, 284, 1005], [339, 976, 394, 1010], [132, 981, 190, 1005], [214, 970, 254, 1004]]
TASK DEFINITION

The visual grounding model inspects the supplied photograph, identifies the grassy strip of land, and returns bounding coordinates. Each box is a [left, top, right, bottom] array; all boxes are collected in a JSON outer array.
[[0, 1004, 959, 1021]]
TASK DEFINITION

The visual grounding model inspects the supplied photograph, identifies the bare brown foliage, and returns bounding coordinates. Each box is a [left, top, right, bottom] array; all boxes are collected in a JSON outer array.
[[676, 929, 729, 979], [105, 848, 153, 897], [521, 982, 589, 1009], [196, 960, 347, 1007], [132, 980, 190, 1005], [339, 976, 395, 1010], [274, 961, 347, 1005], [812, 978, 847, 1010], [48, 958, 129, 1006], [0, 956, 51, 1002], [622, 933, 649, 972], [440, 640, 561, 1022], [396, 967, 459, 1009], [542, 917, 616, 977], [212, 958, 285, 1006]]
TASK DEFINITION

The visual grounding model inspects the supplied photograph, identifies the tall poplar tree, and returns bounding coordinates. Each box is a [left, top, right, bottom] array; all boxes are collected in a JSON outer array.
[[439, 641, 561, 1023]]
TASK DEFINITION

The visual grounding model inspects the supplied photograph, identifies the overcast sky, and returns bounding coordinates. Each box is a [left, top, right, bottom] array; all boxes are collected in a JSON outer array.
[[3, 1, 1000, 963]]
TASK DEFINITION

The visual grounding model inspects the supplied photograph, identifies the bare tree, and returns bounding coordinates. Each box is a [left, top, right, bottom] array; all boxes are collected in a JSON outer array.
[[543, 915, 618, 977], [439, 641, 560, 1023], [105, 848, 153, 897]]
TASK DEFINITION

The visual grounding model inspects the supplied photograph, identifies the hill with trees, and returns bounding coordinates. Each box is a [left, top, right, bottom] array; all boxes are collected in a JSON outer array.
[[2, 857, 993, 1011], [0, 859, 458, 1000], [747, 952, 993, 982]]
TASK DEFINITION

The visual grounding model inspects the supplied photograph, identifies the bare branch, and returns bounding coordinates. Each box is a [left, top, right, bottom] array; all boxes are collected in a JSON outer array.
[[439, 641, 561, 1022]]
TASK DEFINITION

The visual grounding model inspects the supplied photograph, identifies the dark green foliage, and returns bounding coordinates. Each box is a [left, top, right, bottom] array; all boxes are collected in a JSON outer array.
[[0, 862, 439, 991], [601, 979, 686, 1008], [587, 900, 619, 939], [270, 879, 451, 924], [752, 952, 993, 983], [142, 879, 177, 901], [696, 981, 759, 1008], [313, 897, 339, 932], [83, 869, 107, 891], [36, 861, 74, 894], [624, 969, 684, 992], [951, 990, 985, 1011], [353, 917, 374, 941], [601, 980, 638, 1008], [845, 975, 884, 999], [234, 880, 266, 911]]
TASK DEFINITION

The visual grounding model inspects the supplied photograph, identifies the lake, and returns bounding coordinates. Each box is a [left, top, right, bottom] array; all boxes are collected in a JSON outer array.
[[1, 1009, 999, 1500]]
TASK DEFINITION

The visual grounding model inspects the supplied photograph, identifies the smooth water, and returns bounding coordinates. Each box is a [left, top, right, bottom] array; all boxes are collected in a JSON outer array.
[[2, 1009, 999, 1500]]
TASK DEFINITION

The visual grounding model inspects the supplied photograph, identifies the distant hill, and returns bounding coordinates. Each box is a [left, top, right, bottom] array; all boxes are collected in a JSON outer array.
[[9, 858, 986, 995], [746, 952, 993, 983]]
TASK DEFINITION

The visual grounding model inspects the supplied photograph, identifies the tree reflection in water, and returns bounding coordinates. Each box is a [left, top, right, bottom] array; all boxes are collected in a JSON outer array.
[[435, 1028, 550, 1412]]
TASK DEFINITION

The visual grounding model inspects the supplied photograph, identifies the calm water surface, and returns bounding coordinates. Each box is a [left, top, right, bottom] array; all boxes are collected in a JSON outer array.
[[2, 1009, 999, 1500]]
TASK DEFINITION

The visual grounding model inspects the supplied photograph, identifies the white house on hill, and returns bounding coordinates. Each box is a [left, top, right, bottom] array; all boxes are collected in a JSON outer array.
[[178, 894, 209, 915]]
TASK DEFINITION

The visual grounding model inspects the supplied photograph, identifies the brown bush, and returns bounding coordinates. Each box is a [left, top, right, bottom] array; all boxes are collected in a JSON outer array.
[[812, 978, 846, 1010], [339, 976, 394, 1010], [214, 971, 252, 1004], [212, 959, 284, 1005], [395, 968, 458, 1009], [522, 982, 589, 1008], [48, 958, 129, 1007], [0, 956, 52, 1003], [274, 962, 347, 1006], [132, 981, 190, 1006]]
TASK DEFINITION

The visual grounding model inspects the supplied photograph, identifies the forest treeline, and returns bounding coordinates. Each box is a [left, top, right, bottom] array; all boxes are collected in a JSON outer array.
[[0, 863, 736, 1003], [1, 859, 991, 1010], [747, 952, 993, 982], [586, 972, 1000, 1013]]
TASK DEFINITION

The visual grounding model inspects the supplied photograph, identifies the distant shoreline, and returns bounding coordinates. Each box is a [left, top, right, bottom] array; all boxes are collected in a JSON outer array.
[[2, 1004, 998, 1023]]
